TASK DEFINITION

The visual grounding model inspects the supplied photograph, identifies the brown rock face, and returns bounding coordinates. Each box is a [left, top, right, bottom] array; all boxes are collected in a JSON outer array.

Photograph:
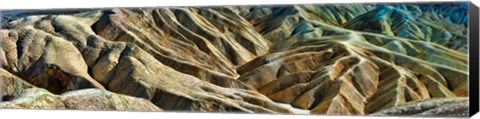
[[0, 9, 294, 114], [370, 97, 469, 117], [0, 3, 469, 116], [1, 69, 160, 111], [0, 88, 161, 111], [237, 32, 466, 115], [62, 89, 162, 111], [0, 88, 66, 109], [0, 69, 34, 98]]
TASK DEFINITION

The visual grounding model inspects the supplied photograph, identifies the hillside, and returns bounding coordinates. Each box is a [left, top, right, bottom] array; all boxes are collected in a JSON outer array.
[[0, 3, 470, 117]]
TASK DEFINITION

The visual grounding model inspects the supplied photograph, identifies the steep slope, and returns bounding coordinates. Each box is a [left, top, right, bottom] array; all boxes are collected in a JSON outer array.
[[0, 69, 161, 111], [1, 8, 294, 113], [0, 2, 470, 116], [343, 5, 468, 53], [236, 3, 468, 115], [237, 31, 467, 114]]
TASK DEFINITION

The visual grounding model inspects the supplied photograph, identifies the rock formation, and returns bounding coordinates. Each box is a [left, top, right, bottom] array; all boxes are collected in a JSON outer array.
[[0, 3, 469, 117], [370, 97, 469, 117]]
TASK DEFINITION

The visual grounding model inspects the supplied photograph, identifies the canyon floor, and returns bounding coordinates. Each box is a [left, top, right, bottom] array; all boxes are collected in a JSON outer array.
[[0, 3, 470, 117]]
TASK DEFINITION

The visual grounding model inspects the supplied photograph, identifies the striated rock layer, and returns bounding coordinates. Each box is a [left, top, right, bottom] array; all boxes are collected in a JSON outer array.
[[370, 97, 469, 117], [0, 3, 469, 116], [0, 69, 161, 111]]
